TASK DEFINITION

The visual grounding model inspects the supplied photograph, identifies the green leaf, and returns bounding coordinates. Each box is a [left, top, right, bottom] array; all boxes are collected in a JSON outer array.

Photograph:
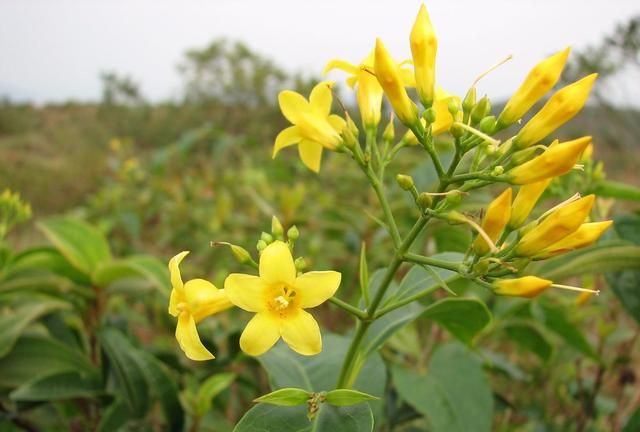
[[624, 407, 640, 432], [233, 403, 374, 432], [0, 334, 96, 388], [38, 217, 112, 276], [0, 300, 68, 358], [196, 373, 236, 416], [254, 388, 310, 406], [502, 322, 553, 362], [433, 224, 471, 253], [420, 298, 492, 346], [590, 179, 640, 201], [392, 343, 493, 432], [537, 302, 598, 360], [607, 214, 640, 324], [92, 255, 169, 294], [3, 246, 90, 284], [10, 371, 102, 401], [97, 398, 131, 432], [325, 389, 379, 406], [99, 328, 150, 416], [534, 241, 640, 281]]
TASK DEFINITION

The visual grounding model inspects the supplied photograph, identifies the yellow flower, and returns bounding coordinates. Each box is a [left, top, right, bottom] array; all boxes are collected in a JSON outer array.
[[168, 252, 234, 361], [375, 38, 419, 127], [509, 179, 552, 229], [514, 73, 597, 148], [516, 195, 595, 256], [224, 241, 341, 356], [534, 220, 613, 258], [273, 81, 346, 173], [410, 3, 437, 107], [473, 188, 512, 254], [507, 136, 592, 184], [494, 276, 552, 298], [497, 48, 570, 127]]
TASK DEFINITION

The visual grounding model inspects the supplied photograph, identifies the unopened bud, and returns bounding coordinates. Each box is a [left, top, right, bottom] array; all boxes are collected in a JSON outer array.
[[256, 239, 268, 252], [295, 257, 307, 271], [271, 216, 284, 239], [448, 99, 460, 116], [423, 107, 437, 124], [462, 87, 477, 113], [492, 166, 505, 176], [396, 174, 415, 191], [450, 123, 465, 139], [471, 96, 491, 124], [417, 192, 433, 209], [479, 116, 497, 134], [287, 225, 299, 241], [510, 147, 539, 166], [260, 232, 273, 244], [472, 259, 490, 275], [382, 116, 395, 142], [346, 113, 360, 138], [229, 245, 251, 264]]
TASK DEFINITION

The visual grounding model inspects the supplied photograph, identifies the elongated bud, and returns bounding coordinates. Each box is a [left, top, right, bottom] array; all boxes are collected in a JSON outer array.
[[494, 276, 552, 298], [396, 174, 415, 191], [256, 239, 268, 252], [410, 4, 437, 107], [462, 87, 477, 114], [509, 179, 552, 229], [473, 189, 513, 255], [417, 192, 433, 209], [272, 216, 284, 239], [261, 232, 274, 244], [375, 38, 419, 126], [516, 194, 595, 256], [346, 113, 359, 138], [479, 116, 497, 134], [510, 145, 541, 166], [581, 143, 593, 162], [498, 48, 571, 128], [514, 74, 597, 148], [470, 96, 491, 125], [287, 225, 299, 241], [230, 245, 252, 264], [382, 115, 395, 142], [535, 220, 613, 258], [507, 136, 591, 184]]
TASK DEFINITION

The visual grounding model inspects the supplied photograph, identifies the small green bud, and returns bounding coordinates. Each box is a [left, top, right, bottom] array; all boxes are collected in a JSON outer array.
[[382, 115, 395, 142], [287, 225, 299, 241], [295, 257, 307, 271], [492, 165, 505, 176], [450, 123, 465, 139], [346, 113, 359, 138], [510, 147, 538, 165], [472, 259, 490, 275], [230, 244, 252, 264], [447, 99, 460, 116], [445, 192, 464, 206], [470, 96, 491, 124], [261, 232, 274, 244], [479, 116, 497, 134], [462, 87, 477, 113], [423, 107, 437, 124], [396, 174, 415, 191], [256, 239, 268, 252], [271, 216, 284, 239], [511, 258, 531, 271], [417, 192, 433, 209]]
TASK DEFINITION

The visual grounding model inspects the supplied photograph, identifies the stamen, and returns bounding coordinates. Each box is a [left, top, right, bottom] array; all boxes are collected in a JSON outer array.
[[471, 54, 513, 88], [552, 284, 600, 295], [539, 193, 581, 220], [573, 164, 585, 171], [423, 190, 469, 197], [456, 214, 500, 253], [273, 295, 290, 310], [453, 122, 501, 148]]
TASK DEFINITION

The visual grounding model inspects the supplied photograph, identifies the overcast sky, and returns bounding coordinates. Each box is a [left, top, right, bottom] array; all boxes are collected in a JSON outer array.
[[1, 0, 639, 104]]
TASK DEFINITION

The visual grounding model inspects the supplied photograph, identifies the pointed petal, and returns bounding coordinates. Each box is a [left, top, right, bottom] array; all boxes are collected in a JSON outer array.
[[278, 90, 309, 124], [346, 76, 359, 88], [168, 288, 182, 317], [239, 312, 281, 356], [259, 240, 297, 286], [309, 82, 334, 117], [169, 251, 189, 293], [224, 273, 267, 312], [175, 312, 214, 361], [183, 278, 233, 322], [295, 271, 341, 308], [323, 59, 359, 75], [327, 114, 346, 132], [298, 140, 323, 173], [273, 126, 301, 158], [281, 310, 322, 356]]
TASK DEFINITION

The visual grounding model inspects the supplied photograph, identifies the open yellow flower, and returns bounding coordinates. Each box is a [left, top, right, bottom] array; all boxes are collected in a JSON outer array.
[[224, 241, 341, 357], [273, 81, 346, 173], [168, 251, 233, 361]]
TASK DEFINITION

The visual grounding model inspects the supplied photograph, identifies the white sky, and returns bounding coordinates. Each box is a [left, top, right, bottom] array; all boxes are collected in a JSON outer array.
[[0, 0, 639, 104]]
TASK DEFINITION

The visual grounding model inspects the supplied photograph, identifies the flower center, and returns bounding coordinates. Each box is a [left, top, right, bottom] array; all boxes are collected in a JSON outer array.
[[176, 302, 188, 313], [268, 285, 297, 312]]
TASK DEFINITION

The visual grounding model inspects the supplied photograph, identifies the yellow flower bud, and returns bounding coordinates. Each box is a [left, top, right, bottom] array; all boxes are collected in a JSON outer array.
[[535, 220, 613, 258], [509, 179, 552, 229], [581, 143, 593, 162], [516, 195, 595, 256], [498, 48, 570, 127], [507, 136, 592, 185], [494, 276, 552, 298], [514, 74, 597, 148], [473, 188, 512, 255], [410, 4, 437, 107], [375, 38, 419, 126]]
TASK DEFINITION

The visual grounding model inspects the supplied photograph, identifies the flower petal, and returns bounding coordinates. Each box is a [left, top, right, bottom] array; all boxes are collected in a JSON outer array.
[[309, 81, 334, 117], [298, 140, 323, 173], [323, 59, 359, 75], [175, 312, 214, 361], [273, 126, 302, 158], [295, 271, 341, 308], [327, 114, 346, 132], [278, 90, 309, 124], [168, 289, 182, 317], [169, 251, 189, 292], [224, 273, 267, 312], [184, 278, 233, 322], [259, 240, 297, 286], [281, 310, 322, 356], [239, 312, 281, 356]]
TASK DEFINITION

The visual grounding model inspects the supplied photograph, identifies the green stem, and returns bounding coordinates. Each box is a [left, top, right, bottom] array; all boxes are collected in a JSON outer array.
[[365, 169, 402, 248], [403, 252, 463, 272], [328, 297, 367, 320]]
